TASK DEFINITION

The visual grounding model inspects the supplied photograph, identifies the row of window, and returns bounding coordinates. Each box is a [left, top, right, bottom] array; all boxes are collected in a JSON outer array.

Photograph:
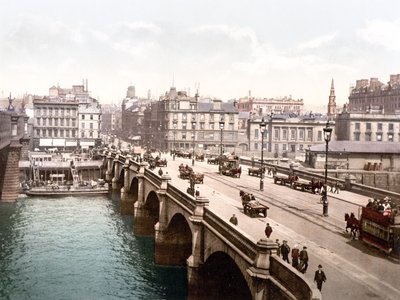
[[36, 118, 76, 127], [35, 129, 97, 138], [172, 132, 235, 141], [81, 114, 100, 120], [253, 142, 309, 152], [354, 132, 396, 142], [173, 123, 235, 131], [355, 122, 395, 131], [254, 128, 323, 142], [171, 113, 235, 122], [35, 107, 77, 117]]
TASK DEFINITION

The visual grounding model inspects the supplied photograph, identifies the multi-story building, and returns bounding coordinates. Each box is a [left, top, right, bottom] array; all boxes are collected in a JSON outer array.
[[348, 74, 400, 114], [335, 109, 400, 142], [143, 87, 239, 152], [247, 114, 332, 158], [237, 94, 304, 115], [101, 104, 121, 134], [32, 83, 102, 150]]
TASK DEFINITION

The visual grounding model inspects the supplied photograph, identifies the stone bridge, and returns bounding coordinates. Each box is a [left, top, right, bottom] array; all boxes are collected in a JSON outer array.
[[0, 111, 29, 202], [102, 150, 320, 300]]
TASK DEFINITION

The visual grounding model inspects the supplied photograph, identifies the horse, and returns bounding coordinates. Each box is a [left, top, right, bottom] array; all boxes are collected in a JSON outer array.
[[345, 213, 360, 240], [230, 166, 242, 178]]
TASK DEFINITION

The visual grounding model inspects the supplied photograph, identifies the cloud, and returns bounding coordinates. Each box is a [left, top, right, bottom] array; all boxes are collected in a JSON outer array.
[[119, 21, 163, 35], [298, 32, 337, 50], [357, 19, 400, 51]]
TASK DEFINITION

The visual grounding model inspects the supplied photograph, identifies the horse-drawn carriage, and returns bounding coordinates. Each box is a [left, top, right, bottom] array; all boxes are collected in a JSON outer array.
[[195, 154, 205, 162], [239, 190, 269, 218], [273, 174, 298, 186], [292, 179, 315, 192], [248, 166, 265, 177], [176, 150, 192, 159], [207, 157, 219, 164], [221, 155, 241, 178], [179, 164, 193, 179], [155, 158, 167, 167], [190, 172, 204, 184]]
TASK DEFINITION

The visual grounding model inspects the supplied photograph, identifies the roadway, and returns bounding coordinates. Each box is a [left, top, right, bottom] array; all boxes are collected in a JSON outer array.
[[155, 154, 400, 300]]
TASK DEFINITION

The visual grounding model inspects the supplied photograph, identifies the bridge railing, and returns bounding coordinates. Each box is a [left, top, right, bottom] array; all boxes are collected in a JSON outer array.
[[144, 169, 162, 187], [167, 184, 197, 212], [203, 209, 258, 263]]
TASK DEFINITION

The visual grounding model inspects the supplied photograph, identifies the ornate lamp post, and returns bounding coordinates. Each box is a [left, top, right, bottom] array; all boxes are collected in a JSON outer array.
[[322, 121, 333, 217], [191, 120, 196, 166], [173, 119, 177, 160], [219, 119, 225, 175], [259, 118, 267, 191]]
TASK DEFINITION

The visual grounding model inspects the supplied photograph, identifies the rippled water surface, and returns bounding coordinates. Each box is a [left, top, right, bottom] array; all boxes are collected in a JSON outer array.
[[0, 195, 187, 299]]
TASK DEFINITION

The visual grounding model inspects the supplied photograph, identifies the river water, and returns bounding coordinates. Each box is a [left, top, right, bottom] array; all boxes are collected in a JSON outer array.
[[0, 195, 187, 300]]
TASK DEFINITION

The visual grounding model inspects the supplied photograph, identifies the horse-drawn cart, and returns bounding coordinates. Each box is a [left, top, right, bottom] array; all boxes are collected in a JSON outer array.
[[190, 172, 204, 184], [292, 179, 314, 192], [239, 191, 269, 218], [207, 157, 219, 164], [155, 158, 167, 167], [248, 167, 265, 177], [273, 174, 298, 186]]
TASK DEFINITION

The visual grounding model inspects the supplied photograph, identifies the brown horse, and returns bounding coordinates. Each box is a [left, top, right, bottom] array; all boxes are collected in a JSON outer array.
[[345, 213, 360, 240]]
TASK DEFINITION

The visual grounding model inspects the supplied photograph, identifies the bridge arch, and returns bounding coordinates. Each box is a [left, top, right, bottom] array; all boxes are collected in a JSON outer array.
[[129, 176, 139, 201], [156, 213, 192, 265], [202, 251, 251, 300], [117, 168, 125, 186], [134, 190, 160, 236]]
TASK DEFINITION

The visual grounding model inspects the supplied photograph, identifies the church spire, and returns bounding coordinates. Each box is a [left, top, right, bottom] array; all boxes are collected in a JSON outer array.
[[327, 78, 336, 118]]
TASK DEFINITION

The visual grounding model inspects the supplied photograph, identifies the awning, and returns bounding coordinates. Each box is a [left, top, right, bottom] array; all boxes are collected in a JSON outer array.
[[80, 141, 95, 146], [65, 141, 78, 146], [53, 139, 65, 146], [40, 139, 53, 146]]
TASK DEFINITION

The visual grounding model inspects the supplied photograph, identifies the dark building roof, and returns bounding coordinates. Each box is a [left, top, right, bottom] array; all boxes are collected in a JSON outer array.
[[310, 140, 400, 154]]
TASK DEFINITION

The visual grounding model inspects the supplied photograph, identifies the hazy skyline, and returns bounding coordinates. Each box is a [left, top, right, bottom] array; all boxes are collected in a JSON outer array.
[[1, 0, 399, 109]]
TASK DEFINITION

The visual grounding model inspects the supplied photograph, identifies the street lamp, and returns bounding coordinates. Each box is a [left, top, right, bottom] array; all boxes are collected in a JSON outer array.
[[268, 112, 274, 152], [322, 121, 333, 217], [259, 117, 267, 191], [191, 120, 196, 166], [219, 119, 225, 175], [173, 119, 177, 160]]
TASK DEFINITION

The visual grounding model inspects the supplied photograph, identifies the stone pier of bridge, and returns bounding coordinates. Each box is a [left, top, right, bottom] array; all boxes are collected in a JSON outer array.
[[103, 151, 321, 300]]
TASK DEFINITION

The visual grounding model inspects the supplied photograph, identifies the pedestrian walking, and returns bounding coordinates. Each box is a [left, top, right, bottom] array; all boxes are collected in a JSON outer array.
[[158, 168, 163, 176], [299, 246, 309, 274], [265, 223, 273, 238], [275, 239, 281, 257], [291, 245, 300, 269], [229, 214, 238, 225], [314, 265, 327, 292], [280, 240, 290, 263]]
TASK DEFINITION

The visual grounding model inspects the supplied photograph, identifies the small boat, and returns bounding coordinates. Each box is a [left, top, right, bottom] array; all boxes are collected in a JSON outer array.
[[25, 180, 109, 197]]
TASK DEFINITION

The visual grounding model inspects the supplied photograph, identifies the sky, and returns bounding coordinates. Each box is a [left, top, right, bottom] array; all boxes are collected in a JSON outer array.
[[1, 0, 399, 110]]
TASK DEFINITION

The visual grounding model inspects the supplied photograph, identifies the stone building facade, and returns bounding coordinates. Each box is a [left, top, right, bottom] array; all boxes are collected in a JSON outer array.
[[237, 94, 303, 115], [247, 114, 332, 159], [348, 74, 400, 114], [335, 111, 400, 142], [32, 83, 102, 150]]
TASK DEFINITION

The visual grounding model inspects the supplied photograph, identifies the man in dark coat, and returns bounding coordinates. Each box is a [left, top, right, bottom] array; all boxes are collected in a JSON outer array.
[[265, 223, 273, 238], [280, 240, 290, 263], [299, 246, 309, 273], [314, 265, 327, 291]]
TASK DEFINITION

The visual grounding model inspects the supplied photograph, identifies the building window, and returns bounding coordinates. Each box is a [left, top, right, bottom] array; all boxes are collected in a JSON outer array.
[[317, 131, 322, 141], [388, 133, 394, 142], [60, 129, 64, 137], [299, 129, 305, 140], [291, 129, 296, 140], [82, 123, 85, 129], [389, 123, 394, 131], [307, 129, 312, 141], [90, 114, 93, 120], [72, 130, 76, 138], [66, 130, 70, 138], [82, 115, 85, 120], [355, 123, 360, 130], [36, 129, 40, 136], [377, 123, 382, 131], [254, 129, 259, 139], [182, 132, 186, 140], [89, 131, 93, 137], [198, 132, 204, 139], [299, 144, 304, 150], [66, 119, 70, 127], [72, 120, 76, 127], [200, 114, 205, 121], [54, 129, 58, 137], [81, 132, 85, 138], [54, 119, 58, 126], [90, 123, 93, 129], [282, 129, 287, 140], [209, 133, 214, 140], [274, 144, 279, 153], [366, 123, 371, 131], [182, 123, 187, 130], [200, 123, 205, 129], [274, 128, 279, 140], [182, 113, 187, 121], [60, 119, 64, 126], [254, 143, 258, 150], [209, 123, 214, 130], [365, 133, 371, 141], [354, 132, 360, 141], [283, 144, 287, 151], [376, 133, 382, 141]]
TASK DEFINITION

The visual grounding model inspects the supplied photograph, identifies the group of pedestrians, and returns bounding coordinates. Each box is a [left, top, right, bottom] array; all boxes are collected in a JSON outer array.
[[273, 237, 326, 292]]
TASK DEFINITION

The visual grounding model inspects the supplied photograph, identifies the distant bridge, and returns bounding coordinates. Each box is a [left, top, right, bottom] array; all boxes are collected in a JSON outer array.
[[0, 111, 29, 201], [103, 150, 320, 300]]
